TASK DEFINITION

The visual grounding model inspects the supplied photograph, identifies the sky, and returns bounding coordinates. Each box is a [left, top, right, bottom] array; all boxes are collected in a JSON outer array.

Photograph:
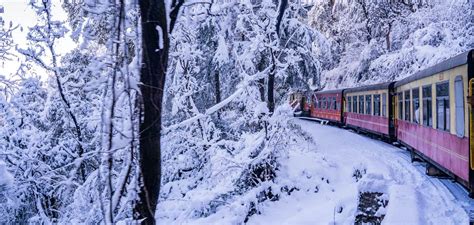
[[0, 0, 75, 78]]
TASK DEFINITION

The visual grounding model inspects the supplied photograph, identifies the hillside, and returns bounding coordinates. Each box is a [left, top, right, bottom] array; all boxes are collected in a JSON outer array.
[[309, 0, 473, 89]]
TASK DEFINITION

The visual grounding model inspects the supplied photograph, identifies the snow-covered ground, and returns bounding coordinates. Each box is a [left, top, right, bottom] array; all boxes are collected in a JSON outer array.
[[0, 161, 12, 187], [0, 161, 13, 199], [247, 118, 470, 225]]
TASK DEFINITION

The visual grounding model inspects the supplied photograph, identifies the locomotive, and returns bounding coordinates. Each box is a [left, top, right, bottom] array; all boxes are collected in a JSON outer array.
[[290, 49, 474, 196]]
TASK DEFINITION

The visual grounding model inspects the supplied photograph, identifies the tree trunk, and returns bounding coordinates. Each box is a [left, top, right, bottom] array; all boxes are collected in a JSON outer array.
[[136, 0, 169, 223], [257, 57, 266, 102], [268, 73, 275, 114], [385, 22, 392, 51], [268, 51, 276, 114], [258, 78, 265, 102], [213, 68, 221, 119], [356, 0, 372, 43], [256, 57, 268, 137], [275, 0, 288, 37]]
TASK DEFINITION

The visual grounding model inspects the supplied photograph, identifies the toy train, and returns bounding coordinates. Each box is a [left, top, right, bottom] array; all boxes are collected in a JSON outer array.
[[290, 49, 474, 196]]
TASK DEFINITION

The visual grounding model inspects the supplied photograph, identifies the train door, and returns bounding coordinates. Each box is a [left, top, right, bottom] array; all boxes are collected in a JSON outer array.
[[393, 91, 399, 136], [342, 95, 346, 124], [300, 96, 306, 113], [469, 78, 474, 196], [467, 50, 474, 197], [388, 83, 396, 140]]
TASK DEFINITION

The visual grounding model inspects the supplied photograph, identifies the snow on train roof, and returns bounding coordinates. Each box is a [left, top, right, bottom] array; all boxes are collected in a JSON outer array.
[[394, 49, 473, 87]]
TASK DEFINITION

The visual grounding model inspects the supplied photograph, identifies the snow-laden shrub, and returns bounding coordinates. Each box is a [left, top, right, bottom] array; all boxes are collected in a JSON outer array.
[[157, 104, 311, 224], [0, 161, 13, 193]]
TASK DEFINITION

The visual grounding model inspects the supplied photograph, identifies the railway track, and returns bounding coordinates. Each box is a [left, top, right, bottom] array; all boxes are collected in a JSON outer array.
[[299, 117, 474, 222], [397, 146, 474, 223], [358, 126, 474, 223]]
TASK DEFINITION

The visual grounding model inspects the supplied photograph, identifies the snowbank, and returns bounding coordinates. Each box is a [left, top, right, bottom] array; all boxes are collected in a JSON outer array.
[[0, 161, 13, 190]]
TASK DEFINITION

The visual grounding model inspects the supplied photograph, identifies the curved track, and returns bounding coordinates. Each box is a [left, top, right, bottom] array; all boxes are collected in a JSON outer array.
[[295, 118, 472, 224]]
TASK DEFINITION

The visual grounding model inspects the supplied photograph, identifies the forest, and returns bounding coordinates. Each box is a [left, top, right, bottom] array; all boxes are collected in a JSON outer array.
[[0, 0, 472, 224]]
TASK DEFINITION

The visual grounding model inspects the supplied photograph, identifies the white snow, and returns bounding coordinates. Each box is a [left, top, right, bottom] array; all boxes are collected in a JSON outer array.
[[156, 25, 164, 50], [247, 119, 469, 225], [214, 35, 229, 65], [0, 161, 12, 188]]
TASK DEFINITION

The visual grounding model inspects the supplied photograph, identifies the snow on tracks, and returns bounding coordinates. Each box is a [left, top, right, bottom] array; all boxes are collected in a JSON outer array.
[[292, 118, 469, 225]]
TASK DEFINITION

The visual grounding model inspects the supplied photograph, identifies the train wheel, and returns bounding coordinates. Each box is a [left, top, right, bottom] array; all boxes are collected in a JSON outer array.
[[426, 164, 448, 178]]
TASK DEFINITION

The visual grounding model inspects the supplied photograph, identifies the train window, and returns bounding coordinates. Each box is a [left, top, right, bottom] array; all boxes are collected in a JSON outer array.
[[365, 95, 372, 115], [350, 96, 354, 112], [333, 97, 337, 110], [359, 96, 364, 114], [436, 82, 450, 131], [404, 90, 411, 122], [345, 97, 348, 112], [324, 97, 328, 109], [382, 93, 387, 117], [353, 96, 358, 113], [330, 97, 333, 110], [455, 76, 465, 137], [374, 94, 381, 116], [412, 88, 420, 124], [397, 92, 403, 120], [330, 97, 334, 110], [347, 96, 352, 113], [422, 86, 432, 127]]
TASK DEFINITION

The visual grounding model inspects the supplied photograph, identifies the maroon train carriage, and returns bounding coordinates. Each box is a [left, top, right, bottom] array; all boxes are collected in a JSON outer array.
[[343, 82, 395, 139], [311, 89, 344, 124], [394, 50, 474, 194]]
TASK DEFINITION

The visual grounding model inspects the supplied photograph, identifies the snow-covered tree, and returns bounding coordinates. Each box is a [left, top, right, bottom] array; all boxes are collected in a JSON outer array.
[[158, 0, 321, 222], [309, 0, 474, 88]]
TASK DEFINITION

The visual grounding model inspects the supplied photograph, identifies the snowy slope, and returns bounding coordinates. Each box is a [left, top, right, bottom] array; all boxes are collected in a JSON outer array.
[[0, 161, 12, 187], [247, 119, 468, 225], [309, 0, 473, 89]]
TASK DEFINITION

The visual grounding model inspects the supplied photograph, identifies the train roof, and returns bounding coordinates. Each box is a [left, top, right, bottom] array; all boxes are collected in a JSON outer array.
[[314, 88, 344, 95], [344, 82, 394, 93], [394, 49, 473, 87]]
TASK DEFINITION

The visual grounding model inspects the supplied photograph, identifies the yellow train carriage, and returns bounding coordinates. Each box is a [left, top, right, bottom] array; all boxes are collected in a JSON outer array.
[[394, 50, 474, 194]]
